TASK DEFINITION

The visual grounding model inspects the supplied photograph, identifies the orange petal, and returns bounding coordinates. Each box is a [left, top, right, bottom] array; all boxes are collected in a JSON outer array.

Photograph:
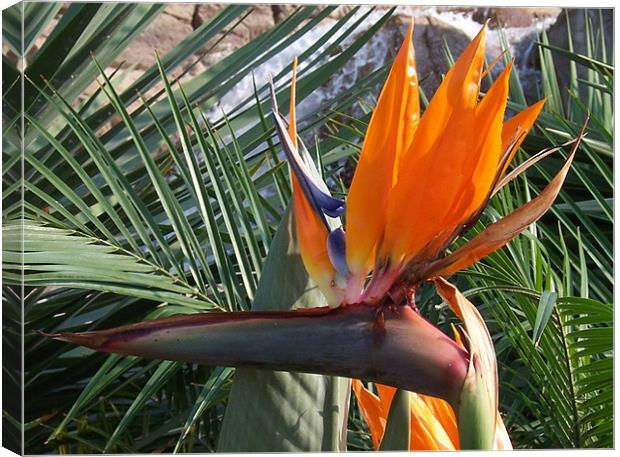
[[345, 21, 419, 278], [351, 380, 387, 449], [419, 394, 459, 449], [499, 98, 546, 176], [292, 177, 343, 304], [382, 25, 488, 265], [451, 323, 466, 350], [449, 62, 513, 223], [353, 381, 458, 451], [288, 59, 330, 285], [422, 133, 580, 279], [412, 62, 513, 260], [376, 382, 397, 413], [403, 24, 487, 161], [288, 57, 298, 147], [409, 393, 456, 450]]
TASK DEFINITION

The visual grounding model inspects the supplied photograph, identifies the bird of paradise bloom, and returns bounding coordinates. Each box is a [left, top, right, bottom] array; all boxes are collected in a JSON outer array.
[[273, 22, 563, 308], [50, 21, 584, 450]]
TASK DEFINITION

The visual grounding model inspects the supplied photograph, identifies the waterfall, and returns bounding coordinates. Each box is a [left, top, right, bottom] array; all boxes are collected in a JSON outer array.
[[206, 6, 559, 125]]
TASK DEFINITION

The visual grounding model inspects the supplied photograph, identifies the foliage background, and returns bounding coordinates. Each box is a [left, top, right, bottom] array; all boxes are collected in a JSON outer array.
[[1, 3, 613, 453]]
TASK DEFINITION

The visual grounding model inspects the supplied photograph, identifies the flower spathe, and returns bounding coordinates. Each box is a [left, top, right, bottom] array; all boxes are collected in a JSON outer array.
[[271, 21, 560, 307]]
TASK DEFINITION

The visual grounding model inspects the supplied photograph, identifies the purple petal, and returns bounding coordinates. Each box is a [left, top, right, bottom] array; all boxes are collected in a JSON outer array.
[[327, 228, 349, 277], [314, 192, 345, 218]]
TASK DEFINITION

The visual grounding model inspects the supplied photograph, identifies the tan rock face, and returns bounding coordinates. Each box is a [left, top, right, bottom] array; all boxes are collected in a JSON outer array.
[[104, 4, 280, 97], [472, 7, 562, 28], [189, 5, 278, 73], [230, 5, 275, 42], [194, 3, 226, 28], [270, 4, 370, 23], [165, 3, 197, 23], [113, 6, 194, 70], [112, 4, 279, 70]]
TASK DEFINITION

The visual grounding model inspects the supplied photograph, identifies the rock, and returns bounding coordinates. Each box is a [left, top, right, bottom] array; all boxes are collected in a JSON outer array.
[[546, 8, 612, 61], [472, 7, 561, 28], [197, 4, 274, 40], [386, 14, 472, 95], [271, 5, 297, 23], [110, 4, 275, 77], [195, 4, 275, 50], [415, 16, 472, 93], [271, 4, 379, 23], [175, 5, 276, 74], [325, 13, 473, 122], [195, 3, 227, 25], [329, 5, 373, 20], [164, 4, 195, 23], [324, 13, 473, 110], [113, 5, 193, 70], [25, 4, 564, 116], [111, 4, 275, 72], [3, 45, 19, 67], [232, 5, 275, 41], [542, 8, 612, 101], [191, 5, 203, 30]]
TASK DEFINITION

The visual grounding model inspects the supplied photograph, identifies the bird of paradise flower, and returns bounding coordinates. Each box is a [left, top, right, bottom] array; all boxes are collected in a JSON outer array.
[[50, 21, 584, 449]]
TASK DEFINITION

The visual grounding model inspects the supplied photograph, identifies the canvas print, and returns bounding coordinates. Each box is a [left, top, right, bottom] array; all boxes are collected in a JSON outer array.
[[1, 2, 613, 453]]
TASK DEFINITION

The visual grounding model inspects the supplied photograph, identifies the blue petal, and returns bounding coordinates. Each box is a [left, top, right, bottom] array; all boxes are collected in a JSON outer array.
[[269, 83, 345, 225], [327, 228, 349, 277]]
